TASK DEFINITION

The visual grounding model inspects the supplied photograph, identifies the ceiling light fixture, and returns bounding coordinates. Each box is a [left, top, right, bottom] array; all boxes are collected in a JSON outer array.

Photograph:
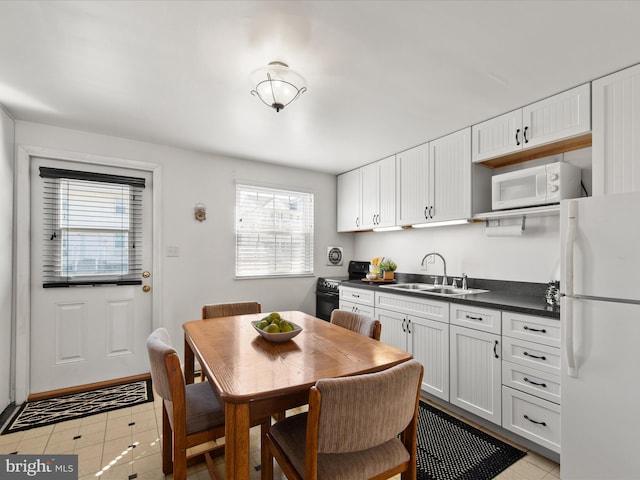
[[251, 61, 307, 112]]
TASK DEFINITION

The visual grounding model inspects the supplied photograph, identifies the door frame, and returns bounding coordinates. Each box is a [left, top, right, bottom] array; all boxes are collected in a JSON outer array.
[[14, 145, 162, 403]]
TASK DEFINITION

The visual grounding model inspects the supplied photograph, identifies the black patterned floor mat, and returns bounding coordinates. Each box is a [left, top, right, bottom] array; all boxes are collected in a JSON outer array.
[[1, 379, 154, 435], [417, 401, 526, 480]]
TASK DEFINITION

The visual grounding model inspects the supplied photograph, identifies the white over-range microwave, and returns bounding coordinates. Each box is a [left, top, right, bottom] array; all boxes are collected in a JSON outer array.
[[492, 161, 581, 210]]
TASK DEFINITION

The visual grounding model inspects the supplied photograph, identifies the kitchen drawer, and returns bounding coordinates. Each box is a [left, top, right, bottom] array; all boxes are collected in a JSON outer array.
[[339, 286, 375, 306], [502, 386, 560, 453], [375, 291, 449, 323], [450, 304, 501, 334], [502, 361, 561, 405], [502, 312, 560, 348], [338, 300, 375, 317], [502, 337, 560, 375]]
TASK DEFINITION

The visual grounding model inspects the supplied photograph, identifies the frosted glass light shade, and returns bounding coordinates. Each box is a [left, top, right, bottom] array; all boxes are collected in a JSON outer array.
[[251, 61, 307, 112]]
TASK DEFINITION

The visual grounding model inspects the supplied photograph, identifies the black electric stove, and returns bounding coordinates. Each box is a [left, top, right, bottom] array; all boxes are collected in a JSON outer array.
[[316, 261, 369, 320]]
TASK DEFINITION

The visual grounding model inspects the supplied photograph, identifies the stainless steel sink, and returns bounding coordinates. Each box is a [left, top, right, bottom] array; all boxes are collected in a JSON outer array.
[[380, 283, 488, 296]]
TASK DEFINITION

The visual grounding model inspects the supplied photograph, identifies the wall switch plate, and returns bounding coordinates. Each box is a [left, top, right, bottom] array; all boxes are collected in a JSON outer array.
[[167, 246, 180, 257]]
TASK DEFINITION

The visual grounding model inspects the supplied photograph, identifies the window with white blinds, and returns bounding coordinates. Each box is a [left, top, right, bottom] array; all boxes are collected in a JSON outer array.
[[236, 184, 314, 277], [40, 167, 145, 287]]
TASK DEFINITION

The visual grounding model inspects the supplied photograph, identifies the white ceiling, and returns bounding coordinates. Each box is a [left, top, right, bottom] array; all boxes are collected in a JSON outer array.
[[1, 1, 640, 174]]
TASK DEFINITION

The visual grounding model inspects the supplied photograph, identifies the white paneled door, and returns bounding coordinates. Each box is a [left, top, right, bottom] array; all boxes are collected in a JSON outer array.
[[30, 158, 153, 394]]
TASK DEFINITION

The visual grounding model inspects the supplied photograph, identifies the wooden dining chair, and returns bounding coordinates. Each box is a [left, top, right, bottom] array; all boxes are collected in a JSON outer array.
[[147, 327, 270, 480], [330, 309, 382, 340], [202, 301, 261, 319], [200, 301, 262, 382], [264, 359, 424, 480]]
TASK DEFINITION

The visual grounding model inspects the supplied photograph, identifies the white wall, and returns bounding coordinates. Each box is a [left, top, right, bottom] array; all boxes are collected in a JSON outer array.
[[354, 215, 560, 283], [14, 121, 353, 356], [1, 108, 15, 412]]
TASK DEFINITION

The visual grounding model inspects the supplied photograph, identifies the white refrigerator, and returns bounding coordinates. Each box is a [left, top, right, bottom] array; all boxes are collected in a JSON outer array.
[[560, 191, 640, 479]]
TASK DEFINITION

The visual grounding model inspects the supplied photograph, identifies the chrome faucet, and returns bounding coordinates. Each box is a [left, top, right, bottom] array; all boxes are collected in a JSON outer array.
[[421, 252, 448, 286]]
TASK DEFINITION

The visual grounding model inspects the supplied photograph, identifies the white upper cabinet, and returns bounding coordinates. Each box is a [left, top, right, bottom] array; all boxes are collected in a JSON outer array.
[[592, 63, 640, 196], [472, 83, 591, 163], [396, 143, 431, 226], [336, 168, 361, 232], [430, 127, 473, 222], [471, 109, 523, 163], [360, 155, 396, 229], [337, 156, 396, 232], [396, 128, 480, 226]]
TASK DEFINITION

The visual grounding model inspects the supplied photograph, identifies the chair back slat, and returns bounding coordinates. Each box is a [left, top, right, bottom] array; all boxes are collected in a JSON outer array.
[[146, 327, 179, 401], [202, 301, 261, 319], [314, 359, 423, 453], [330, 310, 381, 340]]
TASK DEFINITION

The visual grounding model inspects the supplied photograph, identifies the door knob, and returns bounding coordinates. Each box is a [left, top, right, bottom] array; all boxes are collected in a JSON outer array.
[[142, 285, 151, 293], [142, 271, 150, 278]]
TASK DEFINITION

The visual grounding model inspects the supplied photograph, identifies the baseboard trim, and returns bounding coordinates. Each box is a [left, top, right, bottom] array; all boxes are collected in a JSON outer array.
[[28, 373, 151, 402]]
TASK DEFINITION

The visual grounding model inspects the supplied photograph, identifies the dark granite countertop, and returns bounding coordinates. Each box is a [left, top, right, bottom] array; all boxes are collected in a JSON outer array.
[[340, 273, 560, 320]]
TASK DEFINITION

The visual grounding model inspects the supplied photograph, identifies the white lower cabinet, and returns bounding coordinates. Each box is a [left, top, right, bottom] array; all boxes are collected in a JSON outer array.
[[375, 292, 449, 401], [501, 313, 561, 454], [339, 286, 375, 306], [337, 300, 374, 317], [502, 387, 561, 453], [450, 324, 502, 424], [359, 286, 563, 453]]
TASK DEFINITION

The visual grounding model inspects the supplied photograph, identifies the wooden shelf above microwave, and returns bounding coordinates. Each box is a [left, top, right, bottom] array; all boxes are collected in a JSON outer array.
[[478, 132, 592, 169]]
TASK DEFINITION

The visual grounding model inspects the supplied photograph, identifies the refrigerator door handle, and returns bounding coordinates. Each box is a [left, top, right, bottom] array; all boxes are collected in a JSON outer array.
[[564, 200, 578, 377]]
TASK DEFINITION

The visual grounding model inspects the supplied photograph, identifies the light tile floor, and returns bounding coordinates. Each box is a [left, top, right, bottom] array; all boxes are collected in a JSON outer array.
[[0, 393, 560, 480]]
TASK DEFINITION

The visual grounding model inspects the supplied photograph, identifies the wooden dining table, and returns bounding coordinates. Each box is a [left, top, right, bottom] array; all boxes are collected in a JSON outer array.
[[183, 310, 413, 480]]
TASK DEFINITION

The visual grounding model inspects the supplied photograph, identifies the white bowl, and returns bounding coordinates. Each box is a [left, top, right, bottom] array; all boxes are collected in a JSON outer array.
[[251, 320, 302, 343], [366, 274, 378, 280]]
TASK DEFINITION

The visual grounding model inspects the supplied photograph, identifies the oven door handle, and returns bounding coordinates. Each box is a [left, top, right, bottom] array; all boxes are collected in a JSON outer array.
[[316, 291, 339, 298]]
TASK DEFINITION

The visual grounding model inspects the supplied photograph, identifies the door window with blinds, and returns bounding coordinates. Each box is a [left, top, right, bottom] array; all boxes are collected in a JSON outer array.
[[236, 184, 314, 277], [40, 167, 145, 287]]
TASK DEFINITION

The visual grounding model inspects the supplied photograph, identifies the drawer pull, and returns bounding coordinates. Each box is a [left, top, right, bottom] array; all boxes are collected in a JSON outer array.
[[523, 414, 547, 427], [523, 377, 547, 388], [466, 314, 484, 321], [352, 294, 360, 298], [523, 351, 546, 361], [523, 326, 547, 333]]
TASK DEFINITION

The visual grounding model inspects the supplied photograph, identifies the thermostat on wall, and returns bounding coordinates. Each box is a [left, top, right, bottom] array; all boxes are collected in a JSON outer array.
[[326, 246, 343, 266]]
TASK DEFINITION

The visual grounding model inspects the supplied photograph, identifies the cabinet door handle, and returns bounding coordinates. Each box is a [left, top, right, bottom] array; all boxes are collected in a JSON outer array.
[[429, 205, 434, 218], [407, 319, 412, 334], [523, 351, 546, 361], [356, 217, 360, 228], [523, 126, 529, 144], [401, 318, 407, 332], [523, 325, 547, 333], [523, 377, 547, 388], [523, 414, 547, 427], [515, 128, 521, 146], [424, 206, 429, 220], [493, 340, 499, 358], [466, 314, 483, 321]]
